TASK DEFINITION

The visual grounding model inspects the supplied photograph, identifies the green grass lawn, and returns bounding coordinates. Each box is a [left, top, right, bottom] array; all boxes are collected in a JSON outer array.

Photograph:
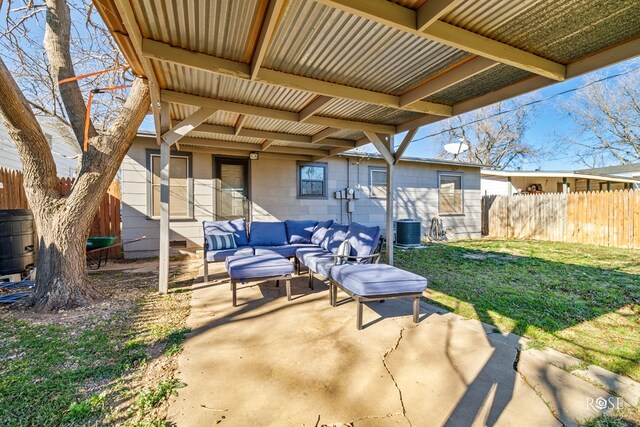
[[0, 263, 193, 427], [395, 239, 640, 382]]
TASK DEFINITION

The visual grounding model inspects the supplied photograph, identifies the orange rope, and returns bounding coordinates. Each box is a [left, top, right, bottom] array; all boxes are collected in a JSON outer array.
[[57, 65, 129, 85], [82, 85, 131, 151], [84, 91, 94, 152]]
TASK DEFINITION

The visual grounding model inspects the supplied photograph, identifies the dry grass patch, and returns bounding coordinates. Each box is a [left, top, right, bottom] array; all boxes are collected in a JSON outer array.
[[0, 258, 196, 426]]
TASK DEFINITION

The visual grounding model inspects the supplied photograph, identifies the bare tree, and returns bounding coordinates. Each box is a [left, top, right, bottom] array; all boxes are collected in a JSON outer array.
[[560, 68, 640, 166], [0, 0, 150, 311], [435, 99, 541, 170]]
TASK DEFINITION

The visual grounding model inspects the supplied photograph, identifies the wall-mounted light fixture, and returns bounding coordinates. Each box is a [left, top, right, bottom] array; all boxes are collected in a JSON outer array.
[[249, 152, 259, 160]]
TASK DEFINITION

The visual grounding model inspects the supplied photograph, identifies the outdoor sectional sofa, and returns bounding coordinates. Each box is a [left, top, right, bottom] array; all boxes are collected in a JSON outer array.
[[203, 218, 427, 329], [202, 218, 381, 280]]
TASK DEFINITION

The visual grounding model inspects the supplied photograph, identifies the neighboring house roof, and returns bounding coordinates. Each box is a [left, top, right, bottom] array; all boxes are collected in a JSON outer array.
[[338, 152, 485, 168], [481, 169, 640, 184], [0, 117, 80, 177], [576, 163, 640, 175]]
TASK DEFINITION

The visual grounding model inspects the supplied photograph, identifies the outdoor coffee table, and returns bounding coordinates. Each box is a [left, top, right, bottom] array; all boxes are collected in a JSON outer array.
[[225, 253, 295, 306]]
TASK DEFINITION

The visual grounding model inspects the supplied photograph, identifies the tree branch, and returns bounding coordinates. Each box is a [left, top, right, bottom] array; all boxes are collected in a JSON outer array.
[[44, 0, 96, 146], [0, 57, 59, 199]]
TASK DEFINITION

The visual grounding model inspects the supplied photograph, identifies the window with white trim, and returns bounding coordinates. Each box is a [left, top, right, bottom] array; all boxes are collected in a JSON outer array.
[[438, 173, 463, 215], [369, 167, 387, 198], [148, 152, 193, 218]]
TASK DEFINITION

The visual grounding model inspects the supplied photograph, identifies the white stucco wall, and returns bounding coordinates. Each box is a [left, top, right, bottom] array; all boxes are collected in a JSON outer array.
[[121, 141, 482, 258]]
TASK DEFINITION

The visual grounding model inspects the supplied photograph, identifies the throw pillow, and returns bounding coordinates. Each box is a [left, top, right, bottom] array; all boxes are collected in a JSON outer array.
[[249, 221, 288, 246], [335, 241, 352, 265], [322, 223, 349, 254], [285, 220, 318, 244], [311, 219, 334, 245], [206, 233, 237, 251]]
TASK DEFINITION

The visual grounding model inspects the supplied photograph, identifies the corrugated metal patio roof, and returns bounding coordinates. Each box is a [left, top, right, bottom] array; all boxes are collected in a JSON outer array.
[[94, 0, 640, 159]]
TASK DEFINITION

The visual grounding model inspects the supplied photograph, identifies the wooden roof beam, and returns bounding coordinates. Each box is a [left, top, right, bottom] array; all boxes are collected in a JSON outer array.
[[299, 95, 334, 121], [311, 127, 340, 143], [177, 136, 330, 157], [364, 131, 394, 164], [194, 124, 356, 148], [261, 139, 275, 151], [393, 128, 418, 164], [315, 0, 566, 81], [399, 56, 498, 107], [234, 114, 247, 135], [162, 107, 217, 146], [141, 39, 452, 116], [112, 0, 163, 142], [162, 89, 396, 134], [251, 0, 287, 79], [396, 36, 640, 134], [416, 0, 465, 32]]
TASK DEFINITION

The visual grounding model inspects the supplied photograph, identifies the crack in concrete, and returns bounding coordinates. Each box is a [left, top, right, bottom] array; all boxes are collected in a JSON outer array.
[[513, 349, 566, 427], [513, 347, 521, 372], [381, 324, 413, 427], [345, 412, 405, 426]]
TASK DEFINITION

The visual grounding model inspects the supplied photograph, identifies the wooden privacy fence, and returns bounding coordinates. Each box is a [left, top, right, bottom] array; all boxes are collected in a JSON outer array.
[[0, 167, 122, 257], [482, 190, 640, 249]]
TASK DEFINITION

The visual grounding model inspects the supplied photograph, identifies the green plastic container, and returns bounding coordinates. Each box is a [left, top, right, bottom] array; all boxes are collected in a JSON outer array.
[[86, 236, 117, 250]]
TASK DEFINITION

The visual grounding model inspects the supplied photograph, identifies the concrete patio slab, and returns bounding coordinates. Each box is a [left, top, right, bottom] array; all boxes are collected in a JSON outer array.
[[166, 263, 629, 426]]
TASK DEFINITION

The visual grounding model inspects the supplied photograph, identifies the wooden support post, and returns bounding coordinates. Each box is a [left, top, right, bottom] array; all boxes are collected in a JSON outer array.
[[159, 102, 171, 294], [607, 181, 611, 191], [386, 160, 395, 266], [586, 179, 591, 192], [562, 177, 569, 194]]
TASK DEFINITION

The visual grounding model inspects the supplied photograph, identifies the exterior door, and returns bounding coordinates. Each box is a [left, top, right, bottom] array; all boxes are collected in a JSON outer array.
[[214, 157, 250, 220]]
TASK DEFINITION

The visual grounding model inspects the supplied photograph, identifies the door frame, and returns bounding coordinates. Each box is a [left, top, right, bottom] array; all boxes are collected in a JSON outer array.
[[212, 156, 251, 221]]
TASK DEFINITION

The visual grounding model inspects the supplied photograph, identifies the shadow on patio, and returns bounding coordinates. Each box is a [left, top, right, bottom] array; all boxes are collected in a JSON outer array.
[[165, 262, 559, 427]]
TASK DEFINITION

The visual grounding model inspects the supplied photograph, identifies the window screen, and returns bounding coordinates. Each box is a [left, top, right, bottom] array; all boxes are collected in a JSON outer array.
[[439, 174, 463, 215], [298, 163, 327, 198], [150, 154, 191, 218]]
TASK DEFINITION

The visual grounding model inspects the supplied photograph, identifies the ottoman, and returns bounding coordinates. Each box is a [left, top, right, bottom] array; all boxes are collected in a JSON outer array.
[[329, 264, 428, 329], [225, 253, 295, 306]]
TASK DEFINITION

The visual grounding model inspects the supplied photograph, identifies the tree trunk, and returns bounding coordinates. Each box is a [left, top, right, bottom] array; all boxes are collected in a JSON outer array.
[[31, 206, 101, 311], [0, 53, 150, 312]]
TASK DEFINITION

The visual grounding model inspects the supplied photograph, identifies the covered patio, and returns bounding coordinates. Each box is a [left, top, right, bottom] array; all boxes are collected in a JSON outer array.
[[167, 262, 633, 426], [94, 0, 640, 291]]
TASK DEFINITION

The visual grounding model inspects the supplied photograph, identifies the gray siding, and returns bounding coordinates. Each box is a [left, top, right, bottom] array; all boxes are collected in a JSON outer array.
[[122, 141, 482, 258], [0, 118, 80, 177]]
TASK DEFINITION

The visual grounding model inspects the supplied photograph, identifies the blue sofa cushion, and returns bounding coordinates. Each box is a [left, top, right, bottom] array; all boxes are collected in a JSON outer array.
[[249, 221, 288, 246], [311, 220, 333, 245], [254, 245, 298, 258], [306, 253, 336, 278], [345, 223, 381, 257], [205, 233, 237, 251], [206, 246, 253, 262], [225, 253, 294, 281], [296, 246, 328, 266], [203, 218, 249, 247], [321, 224, 349, 254], [285, 220, 318, 244], [331, 264, 428, 296]]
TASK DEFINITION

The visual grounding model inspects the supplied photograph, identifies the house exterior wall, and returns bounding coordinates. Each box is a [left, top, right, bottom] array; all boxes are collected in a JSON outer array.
[[482, 175, 629, 195], [0, 119, 80, 177], [481, 176, 513, 195], [121, 141, 482, 258]]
